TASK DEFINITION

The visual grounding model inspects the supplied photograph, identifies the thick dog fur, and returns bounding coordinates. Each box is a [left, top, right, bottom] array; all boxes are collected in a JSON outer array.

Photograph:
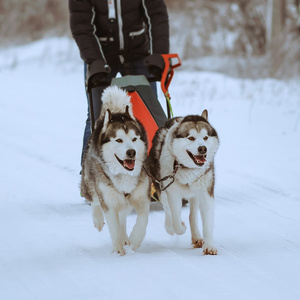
[[81, 86, 151, 255], [147, 110, 219, 255]]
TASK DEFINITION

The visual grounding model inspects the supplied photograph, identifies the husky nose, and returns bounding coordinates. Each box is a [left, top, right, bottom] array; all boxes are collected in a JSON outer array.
[[198, 146, 207, 155], [126, 149, 136, 158]]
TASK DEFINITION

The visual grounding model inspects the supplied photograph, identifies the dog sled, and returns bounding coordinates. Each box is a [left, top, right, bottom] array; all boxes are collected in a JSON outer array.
[[87, 54, 181, 151]]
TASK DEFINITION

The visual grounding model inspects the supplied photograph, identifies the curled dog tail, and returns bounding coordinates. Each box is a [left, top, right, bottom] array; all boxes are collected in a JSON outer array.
[[100, 85, 133, 117]]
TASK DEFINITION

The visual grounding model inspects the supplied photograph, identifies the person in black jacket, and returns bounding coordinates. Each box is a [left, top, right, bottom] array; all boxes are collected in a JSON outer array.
[[69, 0, 170, 165]]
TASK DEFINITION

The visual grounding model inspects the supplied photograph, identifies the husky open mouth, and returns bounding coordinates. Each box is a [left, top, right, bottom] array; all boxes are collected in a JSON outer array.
[[186, 150, 207, 167], [115, 154, 135, 171]]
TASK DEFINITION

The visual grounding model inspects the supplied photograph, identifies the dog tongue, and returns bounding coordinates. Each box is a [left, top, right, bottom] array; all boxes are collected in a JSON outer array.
[[124, 159, 135, 170], [194, 155, 206, 164]]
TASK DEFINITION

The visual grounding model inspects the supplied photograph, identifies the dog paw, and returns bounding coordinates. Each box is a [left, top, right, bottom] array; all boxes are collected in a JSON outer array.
[[124, 238, 131, 246], [129, 239, 141, 251], [93, 220, 105, 232], [174, 221, 187, 235], [192, 238, 204, 248], [203, 246, 218, 255], [92, 205, 104, 231], [164, 222, 175, 235], [113, 247, 126, 256]]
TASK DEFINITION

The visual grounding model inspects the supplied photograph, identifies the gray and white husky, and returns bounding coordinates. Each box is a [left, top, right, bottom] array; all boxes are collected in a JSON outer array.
[[81, 86, 150, 255], [147, 110, 219, 255]]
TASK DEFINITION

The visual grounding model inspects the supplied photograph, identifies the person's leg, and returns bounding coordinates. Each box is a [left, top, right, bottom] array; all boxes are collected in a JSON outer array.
[[81, 63, 91, 166]]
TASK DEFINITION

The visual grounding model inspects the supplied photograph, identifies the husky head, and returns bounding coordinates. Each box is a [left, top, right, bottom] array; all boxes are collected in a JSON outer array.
[[170, 110, 219, 169], [97, 106, 148, 176]]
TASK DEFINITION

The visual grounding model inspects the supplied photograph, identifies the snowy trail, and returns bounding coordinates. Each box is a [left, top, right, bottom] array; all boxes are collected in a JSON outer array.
[[1, 38, 300, 300]]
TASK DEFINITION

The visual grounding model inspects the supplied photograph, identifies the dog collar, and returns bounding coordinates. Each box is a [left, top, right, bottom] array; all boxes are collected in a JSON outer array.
[[174, 160, 186, 170]]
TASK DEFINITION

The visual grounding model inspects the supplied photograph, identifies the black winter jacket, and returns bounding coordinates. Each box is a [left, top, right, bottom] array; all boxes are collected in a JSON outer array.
[[69, 0, 169, 66]]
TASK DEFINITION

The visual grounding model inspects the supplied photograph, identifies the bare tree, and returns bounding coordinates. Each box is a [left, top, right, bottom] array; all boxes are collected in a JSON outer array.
[[266, 0, 286, 51]]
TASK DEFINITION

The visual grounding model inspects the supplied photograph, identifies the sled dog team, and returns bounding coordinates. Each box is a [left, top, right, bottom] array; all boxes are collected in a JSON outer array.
[[81, 86, 219, 256]]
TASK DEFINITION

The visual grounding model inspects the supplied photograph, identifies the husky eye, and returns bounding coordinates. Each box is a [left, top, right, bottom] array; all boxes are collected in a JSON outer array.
[[203, 136, 209, 141], [116, 138, 123, 143], [188, 136, 195, 141], [132, 137, 137, 142]]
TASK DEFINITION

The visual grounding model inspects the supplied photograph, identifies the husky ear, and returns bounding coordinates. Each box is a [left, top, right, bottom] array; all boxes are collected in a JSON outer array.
[[102, 109, 111, 132], [125, 105, 135, 120], [201, 109, 208, 121]]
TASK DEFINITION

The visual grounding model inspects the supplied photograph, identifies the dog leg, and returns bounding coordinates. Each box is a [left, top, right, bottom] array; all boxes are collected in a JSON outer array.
[[189, 198, 204, 248], [92, 201, 105, 232], [160, 191, 174, 235], [199, 194, 217, 255], [167, 191, 186, 235], [119, 209, 130, 246], [105, 209, 126, 256], [129, 200, 150, 251]]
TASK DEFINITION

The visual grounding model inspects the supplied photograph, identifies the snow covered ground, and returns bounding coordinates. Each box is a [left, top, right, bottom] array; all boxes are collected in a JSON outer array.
[[1, 38, 300, 300]]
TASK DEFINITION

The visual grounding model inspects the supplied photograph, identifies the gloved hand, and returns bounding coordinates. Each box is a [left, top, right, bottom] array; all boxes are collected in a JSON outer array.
[[144, 54, 165, 81], [86, 59, 111, 90]]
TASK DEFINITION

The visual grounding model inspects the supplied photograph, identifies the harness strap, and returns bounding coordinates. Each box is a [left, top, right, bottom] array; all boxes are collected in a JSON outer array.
[[144, 160, 212, 192], [143, 161, 181, 191]]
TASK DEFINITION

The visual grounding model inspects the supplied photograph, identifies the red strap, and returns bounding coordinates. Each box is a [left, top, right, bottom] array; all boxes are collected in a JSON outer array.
[[129, 91, 158, 153]]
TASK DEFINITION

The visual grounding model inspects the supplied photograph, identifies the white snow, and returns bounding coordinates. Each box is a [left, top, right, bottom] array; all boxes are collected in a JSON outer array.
[[1, 37, 300, 300]]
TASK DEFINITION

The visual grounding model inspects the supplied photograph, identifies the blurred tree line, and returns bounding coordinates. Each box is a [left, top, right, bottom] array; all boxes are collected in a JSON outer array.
[[166, 0, 299, 55], [0, 0, 299, 77], [166, 0, 300, 76], [0, 0, 68, 46]]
